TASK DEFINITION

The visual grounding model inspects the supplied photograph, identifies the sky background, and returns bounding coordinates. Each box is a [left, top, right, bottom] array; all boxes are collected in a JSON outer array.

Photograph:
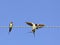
[[0, 0, 60, 45]]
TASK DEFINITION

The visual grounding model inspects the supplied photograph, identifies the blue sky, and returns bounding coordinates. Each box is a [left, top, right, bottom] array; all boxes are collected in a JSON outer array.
[[0, 0, 60, 45]]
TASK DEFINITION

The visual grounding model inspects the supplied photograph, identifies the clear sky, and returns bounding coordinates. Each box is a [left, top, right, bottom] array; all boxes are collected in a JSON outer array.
[[0, 0, 60, 45]]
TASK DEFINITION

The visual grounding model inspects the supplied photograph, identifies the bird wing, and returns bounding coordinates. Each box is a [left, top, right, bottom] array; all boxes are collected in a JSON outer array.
[[38, 24, 45, 28], [26, 22, 34, 26]]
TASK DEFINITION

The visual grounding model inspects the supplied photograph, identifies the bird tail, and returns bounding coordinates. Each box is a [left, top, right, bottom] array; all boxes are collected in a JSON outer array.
[[32, 29, 35, 38], [9, 27, 12, 32]]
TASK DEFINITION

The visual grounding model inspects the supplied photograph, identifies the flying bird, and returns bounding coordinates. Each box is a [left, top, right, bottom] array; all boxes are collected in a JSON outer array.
[[9, 22, 13, 32], [26, 22, 45, 37]]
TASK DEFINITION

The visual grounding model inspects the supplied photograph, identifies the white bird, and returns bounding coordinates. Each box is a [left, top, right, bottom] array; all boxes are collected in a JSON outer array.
[[9, 22, 13, 32], [26, 22, 45, 37]]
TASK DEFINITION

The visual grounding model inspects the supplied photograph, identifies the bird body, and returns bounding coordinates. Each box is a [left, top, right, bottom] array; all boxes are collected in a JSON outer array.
[[26, 22, 45, 37], [26, 22, 44, 30], [32, 23, 36, 29], [9, 22, 13, 32]]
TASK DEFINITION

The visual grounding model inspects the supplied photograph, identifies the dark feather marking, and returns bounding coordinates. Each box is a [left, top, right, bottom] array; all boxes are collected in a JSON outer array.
[[9, 27, 12, 32], [35, 24, 38, 26], [26, 22, 33, 26], [32, 29, 35, 37]]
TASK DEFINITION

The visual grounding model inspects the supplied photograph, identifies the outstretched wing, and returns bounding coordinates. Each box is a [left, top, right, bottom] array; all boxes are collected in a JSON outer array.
[[26, 22, 33, 26], [38, 24, 45, 28]]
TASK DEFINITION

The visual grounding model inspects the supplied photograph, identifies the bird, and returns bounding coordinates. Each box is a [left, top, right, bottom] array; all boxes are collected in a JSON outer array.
[[26, 22, 45, 37], [9, 22, 13, 32]]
